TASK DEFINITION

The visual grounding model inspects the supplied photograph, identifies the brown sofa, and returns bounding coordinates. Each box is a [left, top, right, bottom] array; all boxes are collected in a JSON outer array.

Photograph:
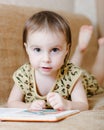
[[0, 4, 104, 130]]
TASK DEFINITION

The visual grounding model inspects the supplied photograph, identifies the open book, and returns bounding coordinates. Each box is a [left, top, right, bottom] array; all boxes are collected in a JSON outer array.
[[0, 108, 80, 122]]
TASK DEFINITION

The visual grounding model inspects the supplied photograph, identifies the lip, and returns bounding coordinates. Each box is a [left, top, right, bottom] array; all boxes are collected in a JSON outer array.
[[40, 67, 52, 72]]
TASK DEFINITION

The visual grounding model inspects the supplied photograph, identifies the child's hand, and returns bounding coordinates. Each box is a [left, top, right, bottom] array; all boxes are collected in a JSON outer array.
[[47, 92, 70, 110], [29, 100, 46, 111]]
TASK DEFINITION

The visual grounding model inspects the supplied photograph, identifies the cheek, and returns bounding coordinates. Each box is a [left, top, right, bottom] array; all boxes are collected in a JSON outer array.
[[28, 54, 39, 67], [52, 54, 66, 67]]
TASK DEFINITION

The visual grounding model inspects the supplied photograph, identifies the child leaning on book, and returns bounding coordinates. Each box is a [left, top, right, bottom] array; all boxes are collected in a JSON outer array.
[[7, 11, 104, 111]]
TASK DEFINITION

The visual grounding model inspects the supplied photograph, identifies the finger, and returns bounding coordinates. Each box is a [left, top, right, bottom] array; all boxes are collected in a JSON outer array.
[[38, 100, 45, 106], [52, 103, 64, 111], [49, 100, 57, 107], [47, 92, 55, 99], [30, 100, 45, 110], [47, 92, 58, 102], [52, 103, 61, 110]]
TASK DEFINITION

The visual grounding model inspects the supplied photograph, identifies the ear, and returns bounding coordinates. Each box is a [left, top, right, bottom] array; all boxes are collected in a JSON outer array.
[[24, 42, 29, 55]]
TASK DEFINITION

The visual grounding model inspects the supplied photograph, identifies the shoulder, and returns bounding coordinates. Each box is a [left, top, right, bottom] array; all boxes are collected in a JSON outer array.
[[13, 63, 32, 80], [61, 61, 83, 76], [12, 63, 33, 94], [14, 63, 31, 73], [55, 62, 83, 95]]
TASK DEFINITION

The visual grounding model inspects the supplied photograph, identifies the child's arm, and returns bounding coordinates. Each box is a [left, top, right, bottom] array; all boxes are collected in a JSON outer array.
[[7, 84, 31, 108], [70, 78, 89, 111], [7, 84, 45, 110], [47, 78, 89, 111]]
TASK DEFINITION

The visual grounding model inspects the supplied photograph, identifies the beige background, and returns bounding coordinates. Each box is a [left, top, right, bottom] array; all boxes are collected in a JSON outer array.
[[0, 0, 103, 37]]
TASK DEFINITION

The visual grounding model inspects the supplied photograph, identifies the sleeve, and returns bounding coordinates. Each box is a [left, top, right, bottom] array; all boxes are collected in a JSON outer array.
[[66, 63, 83, 94], [12, 64, 30, 94]]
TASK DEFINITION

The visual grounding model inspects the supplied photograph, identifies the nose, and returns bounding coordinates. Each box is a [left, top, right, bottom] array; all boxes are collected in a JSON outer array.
[[42, 52, 51, 63]]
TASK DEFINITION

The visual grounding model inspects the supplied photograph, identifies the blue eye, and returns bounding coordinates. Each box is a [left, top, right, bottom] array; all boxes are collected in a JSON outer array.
[[52, 48, 59, 52], [34, 48, 41, 52]]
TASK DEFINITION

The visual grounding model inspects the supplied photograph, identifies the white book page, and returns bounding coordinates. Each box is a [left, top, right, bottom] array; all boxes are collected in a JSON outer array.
[[0, 108, 80, 121], [0, 108, 26, 116]]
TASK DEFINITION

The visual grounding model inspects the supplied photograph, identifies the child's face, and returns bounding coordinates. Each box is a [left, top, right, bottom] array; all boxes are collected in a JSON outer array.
[[25, 30, 68, 76]]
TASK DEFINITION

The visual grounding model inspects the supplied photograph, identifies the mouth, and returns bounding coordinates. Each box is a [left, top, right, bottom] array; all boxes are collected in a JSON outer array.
[[41, 67, 52, 72]]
